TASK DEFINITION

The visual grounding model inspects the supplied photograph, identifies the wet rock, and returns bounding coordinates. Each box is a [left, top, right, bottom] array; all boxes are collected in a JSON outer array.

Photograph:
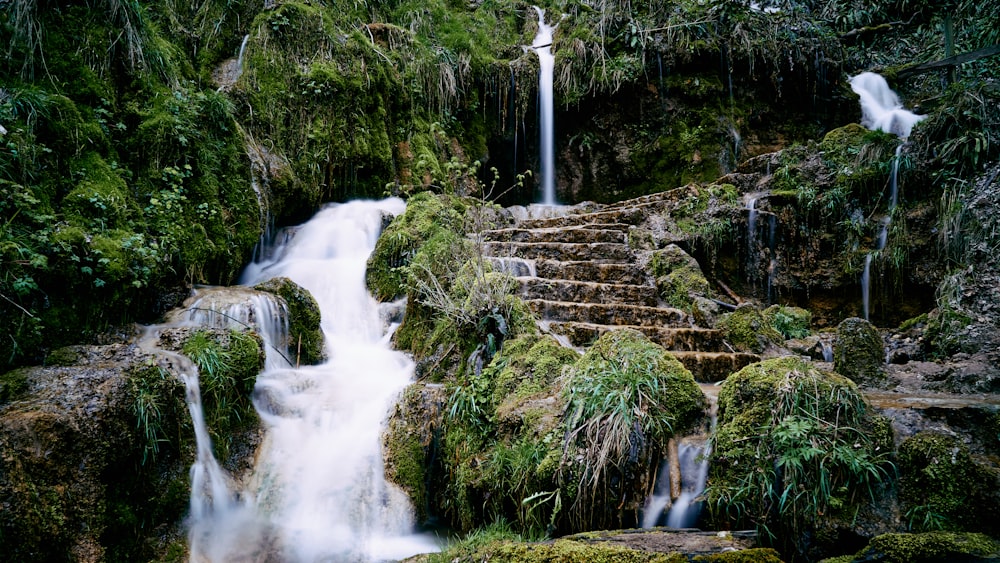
[[254, 276, 325, 366], [834, 317, 887, 388], [0, 344, 188, 561]]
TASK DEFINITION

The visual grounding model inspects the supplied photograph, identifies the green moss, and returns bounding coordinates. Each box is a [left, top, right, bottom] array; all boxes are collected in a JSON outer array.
[[366, 191, 469, 301], [181, 329, 263, 461], [897, 432, 1000, 533], [464, 539, 686, 563], [709, 357, 894, 549], [854, 532, 1000, 563], [763, 305, 812, 339], [833, 317, 886, 387], [718, 304, 783, 353], [253, 277, 324, 366], [650, 244, 711, 310], [693, 549, 785, 562], [488, 335, 578, 411], [0, 368, 30, 405]]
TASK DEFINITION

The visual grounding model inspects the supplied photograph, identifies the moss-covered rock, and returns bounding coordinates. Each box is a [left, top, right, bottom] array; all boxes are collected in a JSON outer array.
[[650, 244, 711, 311], [383, 382, 447, 526], [708, 357, 894, 557], [253, 277, 324, 366], [833, 317, 886, 387], [850, 532, 1000, 563], [451, 538, 687, 563], [762, 305, 812, 340], [563, 329, 706, 530], [693, 549, 785, 562], [897, 432, 1000, 534], [0, 368, 30, 405], [366, 191, 470, 302], [718, 304, 784, 353]]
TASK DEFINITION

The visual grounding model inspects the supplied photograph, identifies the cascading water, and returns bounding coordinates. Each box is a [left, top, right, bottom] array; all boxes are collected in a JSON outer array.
[[862, 143, 905, 321], [849, 72, 925, 139], [145, 200, 438, 561], [850, 72, 922, 321], [642, 395, 717, 529], [530, 6, 557, 205], [234, 199, 438, 562]]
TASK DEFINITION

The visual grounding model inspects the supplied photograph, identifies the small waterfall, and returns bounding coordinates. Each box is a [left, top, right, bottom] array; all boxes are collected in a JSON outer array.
[[643, 396, 717, 529], [862, 144, 905, 321], [851, 72, 915, 320], [849, 72, 925, 138], [665, 440, 711, 528], [530, 6, 557, 205], [766, 214, 777, 304], [215, 34, 251, 92]]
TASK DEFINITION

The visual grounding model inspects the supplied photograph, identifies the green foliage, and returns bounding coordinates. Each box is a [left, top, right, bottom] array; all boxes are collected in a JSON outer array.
[[718, 304, 784, 353], [563, 329, 705, 530], [897, 432, 1000, 534], [763, 305, 812, 340], [851, 532, 1000, 563], [181, 329, 263, 460], [708, 357, 894, 553]]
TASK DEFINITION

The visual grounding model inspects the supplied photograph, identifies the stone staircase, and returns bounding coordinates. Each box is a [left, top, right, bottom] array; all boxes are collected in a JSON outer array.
[[481, 198, 759, 383]]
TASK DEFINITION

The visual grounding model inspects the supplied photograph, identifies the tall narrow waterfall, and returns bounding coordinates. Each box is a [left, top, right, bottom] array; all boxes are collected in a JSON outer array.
[[531, 6, 557, 205]]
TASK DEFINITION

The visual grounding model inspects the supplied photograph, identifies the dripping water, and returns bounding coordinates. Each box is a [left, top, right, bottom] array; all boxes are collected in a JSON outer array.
[[862, 143, 904, 321]]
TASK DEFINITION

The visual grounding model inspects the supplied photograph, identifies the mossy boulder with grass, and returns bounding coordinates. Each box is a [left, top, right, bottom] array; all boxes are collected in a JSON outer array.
[[382, 382, 448, 526], [833, 317, 886, 387], [649, 244, 711, 311], [562, 329, 706, 530], [847, 532, 1000, 563], [366, 191, 470, 302], [763, 305, 812, 340], [718, 304, 784, 353], [708, 357, 895, 557], [0, 345, 191, 562], [897, 432, 1000, 535], [254, 277, 324, 366]]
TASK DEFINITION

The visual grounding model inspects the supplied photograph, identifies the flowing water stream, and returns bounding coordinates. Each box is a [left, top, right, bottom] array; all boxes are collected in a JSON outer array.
[[148, 200, 438, 561]]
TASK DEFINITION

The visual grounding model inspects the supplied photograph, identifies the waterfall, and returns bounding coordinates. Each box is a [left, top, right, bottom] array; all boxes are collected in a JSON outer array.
[[234, 199, 438, 562], [851, 73, 917, 320], [861, 144, 904, 321], [849, 72, 925, 138], [145, 200, 437, 561], [643, 395, 717, 529], [530, 6, 557, 205], [665, 441, 711, 528]]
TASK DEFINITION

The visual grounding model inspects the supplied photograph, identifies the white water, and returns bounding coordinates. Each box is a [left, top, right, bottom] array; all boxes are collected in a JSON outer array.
[[665, 441, 711, 529], [849, 72, 925, 138], [530, 6, 557, 205], [162, 200, 438, 561]]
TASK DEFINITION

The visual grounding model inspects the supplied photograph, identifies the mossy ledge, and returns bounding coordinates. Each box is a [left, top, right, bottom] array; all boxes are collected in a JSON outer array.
[[253, 277, 325, 366]]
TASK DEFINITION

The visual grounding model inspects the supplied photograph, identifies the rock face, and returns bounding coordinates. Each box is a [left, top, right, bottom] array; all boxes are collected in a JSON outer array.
[[834, 317, 887, 387], [0, 343, 188, 562]]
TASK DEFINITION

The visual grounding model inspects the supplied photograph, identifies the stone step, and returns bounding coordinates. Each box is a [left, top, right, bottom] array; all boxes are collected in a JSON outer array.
[[482, 225, 630, 244], [518, 278, 659, 307], [526, 299, 690, 327], [544, 322, 725, 351], [670, 351, 762, 383], [484, 241, 633, 263], [600, 185, 693, 211], [534, 260, 648, 285], [517, 206, 648, 230]]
